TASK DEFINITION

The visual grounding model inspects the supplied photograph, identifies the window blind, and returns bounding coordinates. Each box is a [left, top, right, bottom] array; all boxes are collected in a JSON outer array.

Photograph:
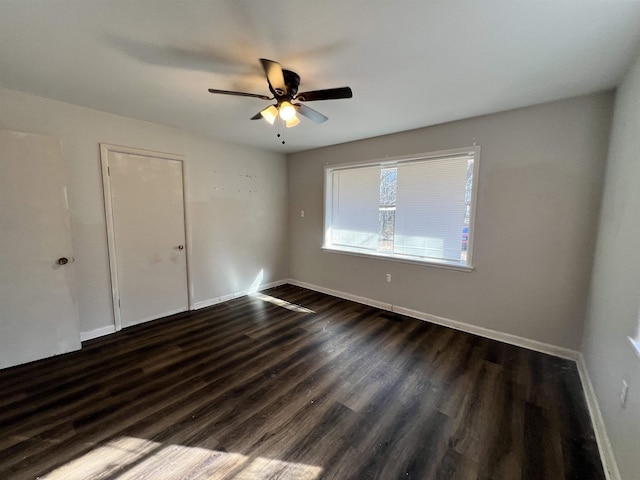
[[394, 156, 469, 261], [330, 166, 380, 250]]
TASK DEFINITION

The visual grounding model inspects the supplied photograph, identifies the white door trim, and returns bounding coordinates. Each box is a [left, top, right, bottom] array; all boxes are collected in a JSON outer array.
[[100, 143, 192, 331]]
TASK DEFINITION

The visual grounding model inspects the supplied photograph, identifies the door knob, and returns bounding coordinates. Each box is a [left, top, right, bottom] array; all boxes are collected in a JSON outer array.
[[57, 257, 69, 265], [177, 245, 184, 250]]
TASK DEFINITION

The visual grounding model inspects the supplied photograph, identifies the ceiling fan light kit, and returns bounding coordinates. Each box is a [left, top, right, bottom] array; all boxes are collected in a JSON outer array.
[[208, 58, 352, 143], [260, 105, 278, 125], [285, 116, 300, 128], [278, 101, 297, 121]]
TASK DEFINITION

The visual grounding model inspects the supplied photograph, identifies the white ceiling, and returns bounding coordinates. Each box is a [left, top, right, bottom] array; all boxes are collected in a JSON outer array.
[[2, 1, 640, 153]]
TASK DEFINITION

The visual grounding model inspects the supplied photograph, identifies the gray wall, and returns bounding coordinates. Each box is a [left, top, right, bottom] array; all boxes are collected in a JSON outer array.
[[289, 93, 613, 350], [0, 87, 289, 336], [582, 54, 640, 479]]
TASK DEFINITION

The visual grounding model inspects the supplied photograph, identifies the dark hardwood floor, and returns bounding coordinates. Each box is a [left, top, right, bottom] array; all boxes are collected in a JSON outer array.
[[0, 284, 605, 479]]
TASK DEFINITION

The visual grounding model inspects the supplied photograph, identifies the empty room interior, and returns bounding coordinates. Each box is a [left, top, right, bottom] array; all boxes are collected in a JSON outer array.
[[2, 2, 640, 479]]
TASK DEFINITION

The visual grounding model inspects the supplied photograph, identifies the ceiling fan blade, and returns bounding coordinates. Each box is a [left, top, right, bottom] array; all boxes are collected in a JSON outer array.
[[295, 86, 352, 102], [208, 88, 271, 100], [250, 112, 263, 120], [295, 103, 328, 123], [260, 58, 287, 96]]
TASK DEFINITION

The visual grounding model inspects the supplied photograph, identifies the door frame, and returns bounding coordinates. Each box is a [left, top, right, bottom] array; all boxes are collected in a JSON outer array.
[[100, 143, 192, 331]]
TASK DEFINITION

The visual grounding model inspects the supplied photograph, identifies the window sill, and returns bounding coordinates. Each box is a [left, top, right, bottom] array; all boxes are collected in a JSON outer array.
[[321, 246, 474, 272], [629, 337, 640, 361]]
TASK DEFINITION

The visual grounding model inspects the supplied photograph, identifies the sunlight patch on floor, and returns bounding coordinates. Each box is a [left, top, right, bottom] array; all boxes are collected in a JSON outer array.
[[250, 292, 315, 314], [233, 456, 322, 480], [39, 436, 322, 480]]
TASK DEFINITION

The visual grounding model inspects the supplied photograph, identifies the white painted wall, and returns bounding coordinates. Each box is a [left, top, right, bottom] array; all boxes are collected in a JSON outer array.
[[288, 93, 613, 350], [0, 87, 288, 337], [582, 53, 640, 479]]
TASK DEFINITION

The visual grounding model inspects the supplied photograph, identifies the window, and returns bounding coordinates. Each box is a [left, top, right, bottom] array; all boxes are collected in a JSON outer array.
[[323, 146, 480, 270], [630, 310, 640, 360]]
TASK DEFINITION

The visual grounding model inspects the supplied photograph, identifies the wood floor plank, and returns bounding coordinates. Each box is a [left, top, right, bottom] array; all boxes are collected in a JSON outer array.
[[0, 285, 606, 480]]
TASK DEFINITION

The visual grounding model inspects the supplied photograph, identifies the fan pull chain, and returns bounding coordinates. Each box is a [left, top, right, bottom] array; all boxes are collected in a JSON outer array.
[[276, 117, 286, 144]]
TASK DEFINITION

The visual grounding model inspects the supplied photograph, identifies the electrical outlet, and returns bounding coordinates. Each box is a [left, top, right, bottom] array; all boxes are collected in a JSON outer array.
[[621, 380, 629, 408], [385, 274, 391, 283], [300, 210, 305, 218]]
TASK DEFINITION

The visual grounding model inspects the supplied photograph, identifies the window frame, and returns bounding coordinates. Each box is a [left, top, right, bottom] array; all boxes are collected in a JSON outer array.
[[322, 146, 480, 272]]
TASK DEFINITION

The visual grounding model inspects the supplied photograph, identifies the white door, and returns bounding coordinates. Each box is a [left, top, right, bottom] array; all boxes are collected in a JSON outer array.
[[0, 131, 81, 369], [102, 146, 189, 329]]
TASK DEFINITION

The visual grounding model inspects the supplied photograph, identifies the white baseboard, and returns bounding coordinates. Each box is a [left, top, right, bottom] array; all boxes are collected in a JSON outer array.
[[81, 279, 580, 361], [288, 278, 579, 360], [289, 279, 393, 312], [577, 355, 621, 480], [80, 325, 117, 342], [398, 305, 579, 360], [192, 279, 290, 310]]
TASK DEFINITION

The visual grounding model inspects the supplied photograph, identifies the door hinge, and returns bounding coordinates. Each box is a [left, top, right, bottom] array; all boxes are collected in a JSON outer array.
[[108, 166, 111, 176], [118, 298, 120, 308]]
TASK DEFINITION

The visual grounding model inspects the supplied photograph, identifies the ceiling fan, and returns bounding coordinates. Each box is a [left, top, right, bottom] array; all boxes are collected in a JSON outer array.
[[208, 58, 352, 129]]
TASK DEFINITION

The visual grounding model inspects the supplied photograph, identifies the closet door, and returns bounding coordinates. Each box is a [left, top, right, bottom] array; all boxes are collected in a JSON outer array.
[[102, 146, 189, 329]]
